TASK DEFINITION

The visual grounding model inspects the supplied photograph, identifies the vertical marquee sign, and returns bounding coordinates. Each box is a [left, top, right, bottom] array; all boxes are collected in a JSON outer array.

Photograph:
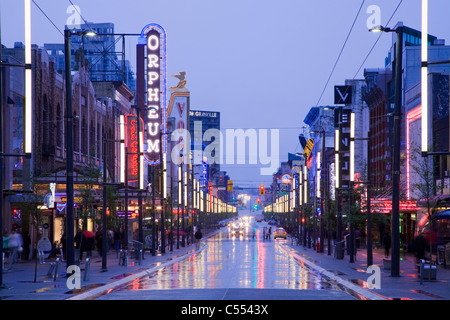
[[137, 23, 167, 165], [125, 114, 144, 182], [335, 108, 352, 189]]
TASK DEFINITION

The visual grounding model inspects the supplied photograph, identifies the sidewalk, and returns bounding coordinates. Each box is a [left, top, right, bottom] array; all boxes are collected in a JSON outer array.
[[0, 237, 206, 300], [283, 240, 450, 300], [2, 230, 448, 300]]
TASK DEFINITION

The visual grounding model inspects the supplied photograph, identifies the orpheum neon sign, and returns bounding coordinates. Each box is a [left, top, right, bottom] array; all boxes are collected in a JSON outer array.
[[139, 23, 167, 165]]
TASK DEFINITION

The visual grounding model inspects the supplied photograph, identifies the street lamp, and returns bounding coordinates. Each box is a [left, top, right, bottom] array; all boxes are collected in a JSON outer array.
[[311, 129, 326, 253], [64, 28, 96, 268], [369, 24, 403, 277]]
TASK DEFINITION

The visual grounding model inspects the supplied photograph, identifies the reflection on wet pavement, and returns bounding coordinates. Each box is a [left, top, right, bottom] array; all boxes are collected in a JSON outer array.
[[111, 224, 340, 293]]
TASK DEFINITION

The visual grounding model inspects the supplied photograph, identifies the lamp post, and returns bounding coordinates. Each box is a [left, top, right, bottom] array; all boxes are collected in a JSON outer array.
[[63, 28, 75, 270], [311, 129, 326, 253], [370, 25, 403, 277], [64, 28, 96, 268], [101, 138, 123, 271]]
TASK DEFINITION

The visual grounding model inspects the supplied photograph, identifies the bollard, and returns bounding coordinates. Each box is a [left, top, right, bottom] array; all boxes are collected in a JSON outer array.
[[420, 259, 424, 285], [53, 258, 60, 281], [138, 249, 143, 266], [119, 249, 123, 265], [119, 249, 128, 266], [84, 258, 91, 281], [124, 250, 128, 266], [74, 248, 80, 267], [47, 262, 55, 276]]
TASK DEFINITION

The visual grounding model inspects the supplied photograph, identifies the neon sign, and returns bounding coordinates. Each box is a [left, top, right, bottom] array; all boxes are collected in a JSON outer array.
[[139, 23, 167, 165], [125, 114, 144, 182]]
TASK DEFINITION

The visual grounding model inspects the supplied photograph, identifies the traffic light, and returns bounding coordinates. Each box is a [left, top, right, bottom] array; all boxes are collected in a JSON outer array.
[[257, 198, 260, 204], [259, 185, 265, 195]]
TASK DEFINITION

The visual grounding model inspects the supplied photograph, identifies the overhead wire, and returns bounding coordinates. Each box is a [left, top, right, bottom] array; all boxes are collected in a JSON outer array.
[[315, 0, 366, 107], [31, 0, 64, 36], [352, 0, 404, 79]]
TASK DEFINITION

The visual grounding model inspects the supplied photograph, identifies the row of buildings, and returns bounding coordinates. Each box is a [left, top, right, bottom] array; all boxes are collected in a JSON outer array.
[[1, 22, 234, 250], [269, 22, 450, 247]]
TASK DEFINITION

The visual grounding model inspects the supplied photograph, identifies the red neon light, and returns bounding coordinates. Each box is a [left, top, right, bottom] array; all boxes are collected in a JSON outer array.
[[370, 198, 419, 214], [125, 114, 144, 182], [406, 105, 422, 200]]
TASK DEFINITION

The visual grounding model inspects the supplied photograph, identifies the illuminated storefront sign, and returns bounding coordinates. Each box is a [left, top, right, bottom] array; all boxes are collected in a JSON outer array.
[[335, 108, 352, 189], [138, 23, 167, 165], [125, 114, 144, 182]]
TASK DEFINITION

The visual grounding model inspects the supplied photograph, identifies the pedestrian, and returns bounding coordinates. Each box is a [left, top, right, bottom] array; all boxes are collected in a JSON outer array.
[[96, 230, 103, 257], [107, 229, 113, 252], [263, 226, 266, 240], [2, 232, 10, 268], [414, 233, 427, 262], [383, 229, 391, 257], [75, 231, 86, 261], [268, 227, 272, 240], [23, 231, 31, 260], [8, 230, 23, 268], [194, 228, 202, 250], [113, 228, 121, 257], [61, 232, 67, 260]]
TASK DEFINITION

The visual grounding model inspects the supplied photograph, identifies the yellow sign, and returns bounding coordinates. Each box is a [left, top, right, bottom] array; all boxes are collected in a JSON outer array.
[[303, 138, 314, 160], [227, 180, 233, 192]]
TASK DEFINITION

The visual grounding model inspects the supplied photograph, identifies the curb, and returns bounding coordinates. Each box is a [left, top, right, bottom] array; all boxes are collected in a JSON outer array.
[[278, 243, 386, 300], [66, 245, 207, 300]]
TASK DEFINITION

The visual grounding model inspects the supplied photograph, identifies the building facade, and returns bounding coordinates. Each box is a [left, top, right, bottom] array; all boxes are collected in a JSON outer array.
[[1, 42, 133, 247]]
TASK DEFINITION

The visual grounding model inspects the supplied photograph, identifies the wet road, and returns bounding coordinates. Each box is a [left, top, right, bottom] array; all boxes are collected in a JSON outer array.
[[96, 217, 356, 300]]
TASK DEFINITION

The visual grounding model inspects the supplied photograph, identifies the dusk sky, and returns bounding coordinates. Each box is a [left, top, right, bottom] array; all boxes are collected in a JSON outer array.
[[2, 0, 450, 188]]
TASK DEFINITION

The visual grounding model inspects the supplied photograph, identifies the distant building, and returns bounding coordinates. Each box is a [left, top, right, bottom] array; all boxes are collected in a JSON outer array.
[[1, 42, 133, 246], [188, 109, 221, 186], [362, 22, 450, 244], [303, 78, 368, 200], [363, 22, 450, 198]]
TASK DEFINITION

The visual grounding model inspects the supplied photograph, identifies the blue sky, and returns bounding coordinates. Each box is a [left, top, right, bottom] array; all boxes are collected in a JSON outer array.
[[2, 0, 450, 187]]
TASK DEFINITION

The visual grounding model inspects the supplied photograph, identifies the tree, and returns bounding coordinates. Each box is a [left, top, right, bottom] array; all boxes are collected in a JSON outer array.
[[78, 163, 101, 231], [15, 173, 48, 282], [410, 146, 441, 273]]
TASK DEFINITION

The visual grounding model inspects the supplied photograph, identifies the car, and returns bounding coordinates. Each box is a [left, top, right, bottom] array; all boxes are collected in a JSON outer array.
[[256, 218, 263, 222], [231, 226, 244, 236], [273, 228, 287, 239]]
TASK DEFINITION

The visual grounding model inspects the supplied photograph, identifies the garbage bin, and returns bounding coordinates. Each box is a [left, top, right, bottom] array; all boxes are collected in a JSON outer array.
[[335, 241, 344, 259]]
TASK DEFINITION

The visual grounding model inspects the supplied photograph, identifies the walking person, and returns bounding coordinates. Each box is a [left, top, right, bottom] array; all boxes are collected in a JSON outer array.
[[23, 231, 31, 260], [413, 233, 427, 262], [194, 228, 202, 250], [8, 230, 23, 268], [2, 232, 10, 269], [268, 227, 272, 240], [383, 229, 391, 257], [113, 228, 121, 258]]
